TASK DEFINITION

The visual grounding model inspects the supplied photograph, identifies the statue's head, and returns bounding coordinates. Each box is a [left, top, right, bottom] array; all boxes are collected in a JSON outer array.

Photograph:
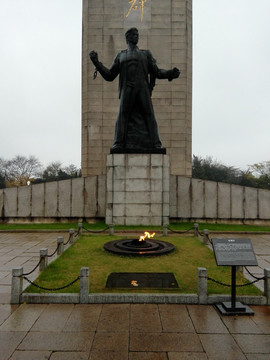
[[125, 27, 139, 45]]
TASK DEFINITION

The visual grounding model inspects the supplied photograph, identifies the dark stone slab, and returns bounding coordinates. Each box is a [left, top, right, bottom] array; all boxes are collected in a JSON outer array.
[[105, 273, 179, 289]]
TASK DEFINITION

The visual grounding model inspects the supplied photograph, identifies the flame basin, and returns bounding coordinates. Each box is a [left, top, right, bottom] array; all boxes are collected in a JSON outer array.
[[104, 238, 175, 256]]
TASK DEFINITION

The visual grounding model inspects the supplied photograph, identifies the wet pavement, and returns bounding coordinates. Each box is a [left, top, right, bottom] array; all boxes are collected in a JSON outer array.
[[0, 231, 270, 359], [0, 303, 270, 359]]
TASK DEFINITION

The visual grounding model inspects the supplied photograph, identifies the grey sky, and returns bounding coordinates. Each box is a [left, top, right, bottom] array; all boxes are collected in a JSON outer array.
[[0, 0, 269, 170]]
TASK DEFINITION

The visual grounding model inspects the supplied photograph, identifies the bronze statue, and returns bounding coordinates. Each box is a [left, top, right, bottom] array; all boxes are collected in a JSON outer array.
[[90, 28, 180, 152]]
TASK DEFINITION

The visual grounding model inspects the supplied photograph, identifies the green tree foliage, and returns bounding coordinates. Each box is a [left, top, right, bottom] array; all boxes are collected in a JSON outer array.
[[192, 155, 270, 189], [248, 161, 270, 189], [34, 161, 81, 183]]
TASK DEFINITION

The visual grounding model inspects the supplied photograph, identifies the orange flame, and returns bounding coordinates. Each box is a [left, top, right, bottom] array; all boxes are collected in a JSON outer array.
[[138, 231, 155, 242]]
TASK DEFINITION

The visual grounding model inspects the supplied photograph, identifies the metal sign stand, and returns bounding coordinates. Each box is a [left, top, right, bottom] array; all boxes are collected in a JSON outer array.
[[212, 238, 258, 316], [215, 265, 254, 315]]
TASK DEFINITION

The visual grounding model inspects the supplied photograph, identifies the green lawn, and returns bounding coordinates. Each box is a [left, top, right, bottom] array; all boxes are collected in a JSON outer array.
[[24, 234, 262, 296], [1, 221, 270, 232]]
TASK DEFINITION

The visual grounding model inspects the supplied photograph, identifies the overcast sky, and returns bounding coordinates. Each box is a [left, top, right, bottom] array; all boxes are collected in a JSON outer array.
[[0, 0, 269, 171]]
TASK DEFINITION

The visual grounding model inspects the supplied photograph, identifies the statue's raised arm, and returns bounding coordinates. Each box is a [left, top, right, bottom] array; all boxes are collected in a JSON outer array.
[[89, 50, 99, 66]]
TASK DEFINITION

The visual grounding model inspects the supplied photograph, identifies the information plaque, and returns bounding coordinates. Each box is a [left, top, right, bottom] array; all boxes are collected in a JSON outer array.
[[212, 238, 258, 266], [211, 238, 258, 316]]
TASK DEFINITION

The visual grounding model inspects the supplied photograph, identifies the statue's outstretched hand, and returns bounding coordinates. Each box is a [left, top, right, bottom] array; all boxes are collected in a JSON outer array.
[[89, 50, 99, 66], [172, 67, 180, 79], [168, 67, 181, 81]]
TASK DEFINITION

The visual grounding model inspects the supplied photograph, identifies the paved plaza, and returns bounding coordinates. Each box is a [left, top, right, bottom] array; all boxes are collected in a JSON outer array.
[[0, 231, 270, 359]]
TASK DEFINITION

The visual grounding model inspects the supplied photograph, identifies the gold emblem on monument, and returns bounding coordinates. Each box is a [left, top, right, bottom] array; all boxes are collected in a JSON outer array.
[[126, 0, 150, 21]]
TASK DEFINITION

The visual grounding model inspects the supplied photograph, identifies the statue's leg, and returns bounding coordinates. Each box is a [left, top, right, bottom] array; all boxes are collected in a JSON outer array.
[[112, 86, 136, 148], [112, 111, 125, 148], [138, 86, 162, 148]]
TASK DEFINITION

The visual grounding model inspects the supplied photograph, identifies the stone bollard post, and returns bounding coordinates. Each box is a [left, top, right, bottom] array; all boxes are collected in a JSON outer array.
[[203, 229, 209, 245], [78, 223, 83, 235], [236, 266, 243, 273], [197, 267, 208, 304], [264, 268, 270, 305], [39, 248, 48, 271], [163, 224, 168, 236], [109, 224, 114, 236], [69, 228, 75, 244], [80, 267, 89, 304], [11, 267, 23, 304], [194, 223, 199, 237], [57, 236, 64, 255]]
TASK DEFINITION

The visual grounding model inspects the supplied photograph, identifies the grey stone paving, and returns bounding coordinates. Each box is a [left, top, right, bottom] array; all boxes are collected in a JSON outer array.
[[0, 231, 270, 359], [0, 232, 66, 304], [0, 303, 270, 359]]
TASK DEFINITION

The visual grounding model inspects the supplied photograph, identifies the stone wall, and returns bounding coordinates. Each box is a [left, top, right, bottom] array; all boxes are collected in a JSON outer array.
[[1, 176, 270, 224], [82, 0, 192, 177], [0, 177, 106, 221], [170, 177, 270, 224]]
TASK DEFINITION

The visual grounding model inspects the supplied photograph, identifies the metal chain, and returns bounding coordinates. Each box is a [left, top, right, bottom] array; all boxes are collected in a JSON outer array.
[[197, 229, 204, 237], [19, 226, 81, 278], [82, 225, 110, 233], [74, 228, 80, 237], [244, 266, 266, 281], [207, 276, 262, 287], [47, 243, 60, 258], [22, 257, 43, 276], [23, 275, 81, 291], [63, 233, 72, 246], [206, 234, 213, 245], [167, 226, 194, 234]]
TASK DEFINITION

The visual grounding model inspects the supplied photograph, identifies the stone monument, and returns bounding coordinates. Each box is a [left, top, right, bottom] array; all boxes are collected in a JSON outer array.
[[81, 0, 192, 225], [82, 0, 192, 176]]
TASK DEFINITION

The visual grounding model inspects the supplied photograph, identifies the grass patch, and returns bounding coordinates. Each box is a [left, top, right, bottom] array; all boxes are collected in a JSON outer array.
[[24, 234, 262, 296], [169, 222, 270, 232], [1, 221, 269, 232]]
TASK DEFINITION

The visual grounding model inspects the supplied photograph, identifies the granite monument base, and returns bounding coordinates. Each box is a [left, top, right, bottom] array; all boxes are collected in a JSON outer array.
[[106, 154, 169, 226]]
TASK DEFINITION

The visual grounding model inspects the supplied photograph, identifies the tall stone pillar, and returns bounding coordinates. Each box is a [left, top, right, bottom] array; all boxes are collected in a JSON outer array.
[[81, 0, 192, 177]]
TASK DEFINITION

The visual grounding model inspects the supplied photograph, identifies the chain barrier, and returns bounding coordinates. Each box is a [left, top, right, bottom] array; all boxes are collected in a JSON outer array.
[[207, 276, 263, 287], [47, 242, 60, 258], [23, 275, 81, 291], [82, 225, 110, 233], [20, 225, 81, 276], [167, 226, 194, 234], [74, 228, 81, 237], [63, 232, 72, 246], [197, 229, 205, 237], [206, 234, 213, 245], [244, 266, 266, 281], [22, 258, 43, 276]]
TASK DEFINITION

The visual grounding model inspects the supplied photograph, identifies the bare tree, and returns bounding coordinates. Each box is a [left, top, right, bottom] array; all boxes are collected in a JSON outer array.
[[0, 155, 42, 187]]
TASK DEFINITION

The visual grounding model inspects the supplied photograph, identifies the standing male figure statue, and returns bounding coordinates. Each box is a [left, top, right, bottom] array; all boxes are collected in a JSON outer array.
[[90, 28, 180, 152]]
